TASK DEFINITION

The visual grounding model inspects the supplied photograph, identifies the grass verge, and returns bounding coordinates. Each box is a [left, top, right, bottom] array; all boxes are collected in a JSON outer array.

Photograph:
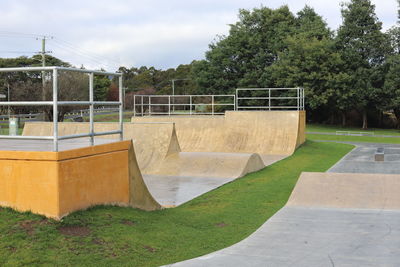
[[0, 141, 352, 267], [307, 133, 400, 144], [307, 123, 400, 136]]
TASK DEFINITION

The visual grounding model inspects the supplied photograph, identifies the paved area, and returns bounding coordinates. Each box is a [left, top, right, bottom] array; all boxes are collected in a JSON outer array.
[[143, 175, 233, 207], [328, 143, 400, 174], [0, 138, 116, 152], [167, 207, 400, 267]]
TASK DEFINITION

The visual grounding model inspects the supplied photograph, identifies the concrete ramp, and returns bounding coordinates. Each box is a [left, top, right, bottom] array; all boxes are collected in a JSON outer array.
[[148, 152, 265, 179], [23, 122, 266, 207], [23, 122, 181, 173], [167, 171, 400, 266], [288, 172, 400, 210], [132, 111, 306, 162]]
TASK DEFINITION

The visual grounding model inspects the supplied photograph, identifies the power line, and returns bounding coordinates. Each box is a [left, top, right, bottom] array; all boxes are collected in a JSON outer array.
[[50, 42, 115, 70], [52, 37, 121, 65]]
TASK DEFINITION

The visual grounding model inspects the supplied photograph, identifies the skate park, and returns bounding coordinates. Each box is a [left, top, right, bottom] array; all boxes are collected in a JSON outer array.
[[0, 66, 399, 266]]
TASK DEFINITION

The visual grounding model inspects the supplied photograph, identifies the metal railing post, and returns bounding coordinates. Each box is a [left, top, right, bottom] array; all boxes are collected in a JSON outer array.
[[190, 95, 192, 115], [212, 95, 214, 116], [168, 95, 171, 116], [89, 72, 94, 146], [133, 95, 136, 117], [235, 89, 238, 111], [268, 89, 271, 111], [118, 76, 123, 141], [297, 87, 299, 111], [52, 68, 58, 152], [149, 96, 151, 116], [141, 96, 144, 116]]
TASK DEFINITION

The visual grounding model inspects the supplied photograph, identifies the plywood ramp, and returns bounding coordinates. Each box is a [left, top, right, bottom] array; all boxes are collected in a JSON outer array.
[[288, 172, 400, 210], [23, 122, 181, 173], [132, 111, 306, 158]]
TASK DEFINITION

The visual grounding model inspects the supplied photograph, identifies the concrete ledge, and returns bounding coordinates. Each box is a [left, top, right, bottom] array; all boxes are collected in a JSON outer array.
[[0, 140, 161, 219]]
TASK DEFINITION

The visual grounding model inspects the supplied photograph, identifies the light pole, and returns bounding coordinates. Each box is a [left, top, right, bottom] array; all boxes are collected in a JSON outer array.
[[170, 78, 190, 113]]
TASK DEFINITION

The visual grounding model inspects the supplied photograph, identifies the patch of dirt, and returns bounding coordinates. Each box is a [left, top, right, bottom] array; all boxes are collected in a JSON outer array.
[[58, 225, 91, 237], [19, 219, 51, 236], [143, 245, 157, 253], [215, 222, 228, 228], [121, 220, 135, 226]]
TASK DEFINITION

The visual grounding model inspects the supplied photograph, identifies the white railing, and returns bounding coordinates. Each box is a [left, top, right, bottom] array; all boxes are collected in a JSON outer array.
[[133, 95, 236, 116], [236, 88, 305, 110], [0, 66, 123, 151]]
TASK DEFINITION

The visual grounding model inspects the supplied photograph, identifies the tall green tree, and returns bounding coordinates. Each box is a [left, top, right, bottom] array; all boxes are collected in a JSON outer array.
[[336, 0, 389, 129], [192, 6, 297, 94]]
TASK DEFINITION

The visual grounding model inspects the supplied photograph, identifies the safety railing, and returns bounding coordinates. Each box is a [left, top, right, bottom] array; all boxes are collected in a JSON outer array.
[[0, 66, 123, 151], [133, 95, 235, 116], [236, 88, 305, 110]]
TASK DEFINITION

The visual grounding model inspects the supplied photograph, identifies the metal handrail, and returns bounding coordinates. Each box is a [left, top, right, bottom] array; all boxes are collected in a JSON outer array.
[[236, 87, 305, 111], [0, 66, 123, 151], [133, 94, 236, 116]]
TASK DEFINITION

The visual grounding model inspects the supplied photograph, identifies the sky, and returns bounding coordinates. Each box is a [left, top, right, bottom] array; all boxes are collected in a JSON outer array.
[[0, 0, 398, 72]]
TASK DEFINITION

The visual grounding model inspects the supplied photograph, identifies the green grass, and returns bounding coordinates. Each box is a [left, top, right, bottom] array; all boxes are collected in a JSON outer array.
[[0, 141, 352, 267], [0, 127, 23, 135], [307, 123, 400, 136]]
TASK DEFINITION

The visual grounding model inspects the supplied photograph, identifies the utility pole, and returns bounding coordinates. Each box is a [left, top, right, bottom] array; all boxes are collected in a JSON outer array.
[[37, 36, 52, 101]]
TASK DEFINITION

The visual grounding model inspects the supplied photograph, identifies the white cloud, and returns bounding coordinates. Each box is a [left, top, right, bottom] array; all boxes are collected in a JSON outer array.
[[0, 0, 397, 71]]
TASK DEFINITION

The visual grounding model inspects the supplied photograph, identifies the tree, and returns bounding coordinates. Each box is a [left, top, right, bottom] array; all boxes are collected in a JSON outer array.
[[336, 0, 389, 129], [192, 6, 297, 94]]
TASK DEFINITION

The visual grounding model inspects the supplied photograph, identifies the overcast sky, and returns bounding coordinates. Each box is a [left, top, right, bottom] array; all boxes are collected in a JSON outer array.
[[0, 0, 397, 71]]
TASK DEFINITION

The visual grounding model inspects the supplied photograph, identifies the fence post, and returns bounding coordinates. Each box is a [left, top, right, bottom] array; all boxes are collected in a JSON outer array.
[[52, 68, 58, 152], [235, 89, 238, 111], [118, 75, 123, 141], [190, 95, 192, 115], [149, 96, 152, 116], [133, 95, 136, 117], [89, 72, 94, 146], [168, 95, 171, 116], [141, 96, 144, 116], [297, 87, 299, 111], [268, 89, 271, 111], [212, 95, 214, 115]]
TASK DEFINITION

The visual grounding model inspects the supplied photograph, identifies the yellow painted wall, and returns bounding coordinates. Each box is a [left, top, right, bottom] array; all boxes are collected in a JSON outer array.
[[0, 140, 161, 219]]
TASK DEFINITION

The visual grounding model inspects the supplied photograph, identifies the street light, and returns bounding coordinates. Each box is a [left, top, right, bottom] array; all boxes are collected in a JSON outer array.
[[171, 78, 190, 113]]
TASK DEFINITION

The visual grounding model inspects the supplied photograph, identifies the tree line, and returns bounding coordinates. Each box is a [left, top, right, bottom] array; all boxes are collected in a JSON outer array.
[[1, 0, 400, 128]]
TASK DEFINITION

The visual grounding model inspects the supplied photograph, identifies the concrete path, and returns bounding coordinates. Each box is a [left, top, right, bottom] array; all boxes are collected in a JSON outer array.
[[0, 138, 116, 151], [167, 207, 400, 267], [166, 147, 400, 267], [328, 142, 400, 174]]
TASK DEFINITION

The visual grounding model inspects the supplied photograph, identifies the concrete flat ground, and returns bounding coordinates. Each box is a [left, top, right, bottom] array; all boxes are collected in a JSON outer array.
[[328, 143, 400, 174], [0, 138, 117, 152], [167, 206, 400, 267], [143, 175, 233, 207]]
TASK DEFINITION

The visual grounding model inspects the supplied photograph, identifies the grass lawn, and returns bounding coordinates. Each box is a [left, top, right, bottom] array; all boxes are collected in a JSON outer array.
[[0, 141, 352, 266], [307, 133, 400, 144], [307, 123, 400, 136]]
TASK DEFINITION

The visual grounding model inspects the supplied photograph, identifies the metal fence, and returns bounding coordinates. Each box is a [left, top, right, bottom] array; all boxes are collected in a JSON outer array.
[[0, 66, 123, 151], [133, 95, 236, 116], [236, 88, 305, 110]]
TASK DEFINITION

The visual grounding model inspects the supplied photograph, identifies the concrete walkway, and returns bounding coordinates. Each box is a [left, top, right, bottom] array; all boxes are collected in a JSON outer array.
[[167, 207, 400, 267], [328, 142, 400, 174], [166, 143, 400, 267]]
